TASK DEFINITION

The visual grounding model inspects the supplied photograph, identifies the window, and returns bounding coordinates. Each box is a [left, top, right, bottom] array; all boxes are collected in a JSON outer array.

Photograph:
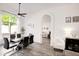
[[1, 13, 20, 34], [1, 21, 18, 34]]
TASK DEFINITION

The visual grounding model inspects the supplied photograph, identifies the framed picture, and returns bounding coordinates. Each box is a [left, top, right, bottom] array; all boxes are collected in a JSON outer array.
[[73, 16, 79, 22], [65, 17, 71, 23]]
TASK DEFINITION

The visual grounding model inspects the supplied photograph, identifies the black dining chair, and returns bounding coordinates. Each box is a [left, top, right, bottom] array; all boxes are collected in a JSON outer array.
[[3, 38, 18, 56], [29, 35, 34, 44], [23, 37, 29, 48]]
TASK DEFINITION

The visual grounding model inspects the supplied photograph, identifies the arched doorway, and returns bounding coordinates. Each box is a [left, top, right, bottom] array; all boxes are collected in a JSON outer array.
[[42, 15, 51, 46]]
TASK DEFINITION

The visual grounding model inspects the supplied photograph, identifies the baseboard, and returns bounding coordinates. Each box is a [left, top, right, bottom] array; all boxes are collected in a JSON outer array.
[[53, 48, 64, 52]]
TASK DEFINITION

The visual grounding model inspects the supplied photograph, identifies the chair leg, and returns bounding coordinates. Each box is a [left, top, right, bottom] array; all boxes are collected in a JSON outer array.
[[3, 47, 17, 56], [19, 44, 24, 55], [3, 49, 14, 56]]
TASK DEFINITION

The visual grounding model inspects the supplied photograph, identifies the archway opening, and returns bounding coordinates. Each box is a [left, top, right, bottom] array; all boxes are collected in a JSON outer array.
[[42, 15, 51, 46]]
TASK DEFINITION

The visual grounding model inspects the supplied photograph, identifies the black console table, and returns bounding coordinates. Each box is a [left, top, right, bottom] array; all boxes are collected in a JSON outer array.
[[65, 38, 79, 52]]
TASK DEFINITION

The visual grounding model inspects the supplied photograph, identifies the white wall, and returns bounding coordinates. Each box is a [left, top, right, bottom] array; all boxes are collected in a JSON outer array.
[[24, 4, 79, 50], [24, 14, 42, 43], [52, 4, 79, 50], [24, 9, 54, 43], [0, 12, 3, 45], [0, 25, 3, 45]]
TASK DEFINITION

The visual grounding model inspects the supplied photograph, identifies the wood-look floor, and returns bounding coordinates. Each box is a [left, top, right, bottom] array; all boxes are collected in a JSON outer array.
[[0, 38, 65, 56], [11, 38, 54, 56], [11, 38, 64, 56]]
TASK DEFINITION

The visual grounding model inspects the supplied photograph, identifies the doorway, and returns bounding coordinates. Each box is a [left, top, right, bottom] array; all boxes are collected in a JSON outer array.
[[41, 15, 51, 47]]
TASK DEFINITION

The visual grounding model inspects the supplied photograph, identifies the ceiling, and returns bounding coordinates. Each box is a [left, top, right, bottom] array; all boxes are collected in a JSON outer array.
[[0, 3, 56, 15], [0, 3, 79, 15]]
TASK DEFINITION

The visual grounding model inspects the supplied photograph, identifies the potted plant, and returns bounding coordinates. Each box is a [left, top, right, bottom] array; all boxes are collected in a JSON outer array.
[[21, 27, 25, 34]]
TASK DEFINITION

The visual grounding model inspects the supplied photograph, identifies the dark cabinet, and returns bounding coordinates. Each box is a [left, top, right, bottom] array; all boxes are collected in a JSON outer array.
[[65, 38, 79, 52]]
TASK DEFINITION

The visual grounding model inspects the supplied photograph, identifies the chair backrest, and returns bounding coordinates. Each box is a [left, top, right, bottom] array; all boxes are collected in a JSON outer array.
[[23, 36, 29, 47], [29, 35, 34, 44], [24, 36, 29, 43], [3, 38, 9, 49], [10, 34, 15, 40], [17, 34, 21, 38], [29, 35, 34, 40]]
